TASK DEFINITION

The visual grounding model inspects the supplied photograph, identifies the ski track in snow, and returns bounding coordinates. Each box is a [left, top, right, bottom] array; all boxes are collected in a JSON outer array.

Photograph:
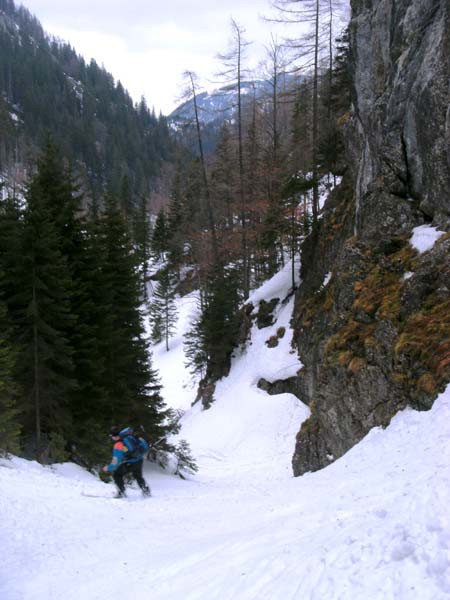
[[2, 262, 450, 599]]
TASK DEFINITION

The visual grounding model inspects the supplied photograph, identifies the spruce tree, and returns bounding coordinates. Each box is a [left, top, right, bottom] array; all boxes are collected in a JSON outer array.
[[184, 269, 241, 383], [151, 208, 169, 260], [133, 193, 152, 294], [96, 194, 170, 442], [0, 194, 23, 325], [166, 167, 187, 275], [0, 195, 22, 455], [0, 297, 21, 456], [17, 151, 76, 458], [174, 439, 199, 479], [67, 218, 111, 464], [150, 268, 178, 351], [203, 269, 241, 380], [183, 308, 209, 381]]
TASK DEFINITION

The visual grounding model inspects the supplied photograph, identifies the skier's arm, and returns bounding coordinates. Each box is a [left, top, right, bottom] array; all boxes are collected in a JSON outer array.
[[104, 442, 126, 472]]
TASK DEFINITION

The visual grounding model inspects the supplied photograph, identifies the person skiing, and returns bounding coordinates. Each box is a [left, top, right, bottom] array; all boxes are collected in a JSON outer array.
[[103, 426, 151, 498]]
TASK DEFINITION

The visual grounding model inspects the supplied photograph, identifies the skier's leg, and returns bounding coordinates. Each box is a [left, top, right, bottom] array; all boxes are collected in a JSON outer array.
[[131, 460, 151, 496], [112, 463, 127, 496]]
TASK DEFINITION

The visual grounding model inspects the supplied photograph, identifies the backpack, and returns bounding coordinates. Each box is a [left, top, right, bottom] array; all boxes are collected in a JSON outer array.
[[120, 428, 149, 460]]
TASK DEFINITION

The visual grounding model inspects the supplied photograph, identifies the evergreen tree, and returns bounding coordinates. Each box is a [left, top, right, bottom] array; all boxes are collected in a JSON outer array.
[[96, 194, 170, 442], [133, 193, 152, 293], [203, 269, 241, 380], [173, 439, 199, 479], [67, 218, 111, 464], [183, 309, 208, 381], [0, 297, 21, 456], [150, 268, 178, 351], [166, 167, 187, 275], [184, 269, 241, 383], [319, 29, 351, 179], [151, 208, 169, 260], [0, 194, 23, 323], [120, 174, 134, 226], [210, 123, 236, 231], [0, 194, 23, 457], [16, 150, 77, 458]]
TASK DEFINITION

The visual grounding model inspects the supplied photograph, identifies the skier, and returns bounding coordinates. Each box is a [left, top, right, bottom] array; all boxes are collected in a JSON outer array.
[[103, 427, 151, 498]]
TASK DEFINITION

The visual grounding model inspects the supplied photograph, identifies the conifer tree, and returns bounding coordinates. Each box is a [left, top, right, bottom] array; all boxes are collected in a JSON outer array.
[[17, 149, 77, 458], [0, 194, 23, 323], [67, 218, 111, 463], [151, 208, 169, 260], [210, 123, 237, 231], [216, 19, 252, 297], [270, 0, 342, 227], [204, 270, 241, 380], [96, 194, 170, 442], [183, 308, 208, 381], [134, 193, 153, 292], [184, 269, 241, 383], [174, 439, 199, 479], [182, 71, 220, 267], [0, 195, 22, 456], [0, 297, 21, 456], [120, 174, 134, 226], [149, 268, 178, 351], [166, 167, 186, 276]]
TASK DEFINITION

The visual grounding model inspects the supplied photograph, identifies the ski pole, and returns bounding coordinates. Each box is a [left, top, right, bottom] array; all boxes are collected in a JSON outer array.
[[150, 435, 167, 448]]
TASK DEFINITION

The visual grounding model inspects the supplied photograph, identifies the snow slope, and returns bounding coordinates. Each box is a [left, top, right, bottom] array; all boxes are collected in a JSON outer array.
[[2, 262, 450, 600]]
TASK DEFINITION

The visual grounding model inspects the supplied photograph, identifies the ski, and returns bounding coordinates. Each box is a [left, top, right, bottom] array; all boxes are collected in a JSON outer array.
[[81, 491, 151, 499], [81, 491, 116, 499]]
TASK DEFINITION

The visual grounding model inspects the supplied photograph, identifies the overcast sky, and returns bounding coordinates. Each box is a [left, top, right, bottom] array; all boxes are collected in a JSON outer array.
[[20, 0, 282, 115]]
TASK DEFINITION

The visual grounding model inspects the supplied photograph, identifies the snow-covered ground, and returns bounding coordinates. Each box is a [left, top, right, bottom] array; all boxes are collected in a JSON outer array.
[[2, 262, 450, 600]]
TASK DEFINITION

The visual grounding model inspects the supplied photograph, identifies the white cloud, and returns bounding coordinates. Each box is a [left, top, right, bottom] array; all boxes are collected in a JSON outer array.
[[21, 0, 276, 114]]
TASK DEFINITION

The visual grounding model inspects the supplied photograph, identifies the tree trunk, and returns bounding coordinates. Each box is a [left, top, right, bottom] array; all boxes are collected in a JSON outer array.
[[311, 0, 320, 228], [189, 73, 220, 270]]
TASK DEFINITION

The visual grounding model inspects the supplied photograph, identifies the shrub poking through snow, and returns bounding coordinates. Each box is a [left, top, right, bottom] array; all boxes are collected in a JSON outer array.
[[173, 439, 199, 479]]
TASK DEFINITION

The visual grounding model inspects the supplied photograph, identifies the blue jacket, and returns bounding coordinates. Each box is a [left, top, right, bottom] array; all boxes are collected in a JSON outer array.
[[106, 440, 143, 472]]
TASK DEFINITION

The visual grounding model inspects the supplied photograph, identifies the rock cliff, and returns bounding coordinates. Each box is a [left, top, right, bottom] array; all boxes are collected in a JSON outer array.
[[290, 0, 450, 475]]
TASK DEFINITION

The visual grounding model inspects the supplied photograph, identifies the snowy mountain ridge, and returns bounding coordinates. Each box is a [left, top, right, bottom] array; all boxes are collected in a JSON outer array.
[[2, 259, 450, 599], [168, 74, 299, 131], [169, 80, 271, 127]]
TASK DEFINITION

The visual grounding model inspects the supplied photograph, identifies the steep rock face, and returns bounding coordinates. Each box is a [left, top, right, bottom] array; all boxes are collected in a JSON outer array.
[[350, 0, 450, 237], [291, 0, 450, 476]]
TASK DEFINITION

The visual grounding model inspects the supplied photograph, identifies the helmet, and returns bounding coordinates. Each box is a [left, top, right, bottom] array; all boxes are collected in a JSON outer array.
[[110, 426, 120, 438], [119, 426, 133, 437]]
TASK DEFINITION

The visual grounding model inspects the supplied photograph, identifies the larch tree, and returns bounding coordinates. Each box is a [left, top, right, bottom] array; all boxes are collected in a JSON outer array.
[[216, 19, 252, 297], [270, 0, 343, 228], [182, 70, 220, 270]]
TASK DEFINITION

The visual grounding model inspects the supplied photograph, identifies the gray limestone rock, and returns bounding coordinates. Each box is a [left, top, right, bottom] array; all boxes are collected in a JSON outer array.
[[290, 0, 450, 476]]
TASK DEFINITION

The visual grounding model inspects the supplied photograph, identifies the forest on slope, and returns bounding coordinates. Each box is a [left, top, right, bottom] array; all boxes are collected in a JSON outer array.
[[0, 0, 354, 467], [0, 0, 173, 206]]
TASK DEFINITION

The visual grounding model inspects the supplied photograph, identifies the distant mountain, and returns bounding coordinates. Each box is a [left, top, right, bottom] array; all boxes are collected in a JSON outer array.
[[168, 76, 295, 154], [169, 80, 271, 127], [0, 0, 173, 202]]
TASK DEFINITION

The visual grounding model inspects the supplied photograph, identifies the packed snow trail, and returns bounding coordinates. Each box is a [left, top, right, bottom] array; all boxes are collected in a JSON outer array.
[[2, 261, 450, 599], [2, 390, 450, 600]]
